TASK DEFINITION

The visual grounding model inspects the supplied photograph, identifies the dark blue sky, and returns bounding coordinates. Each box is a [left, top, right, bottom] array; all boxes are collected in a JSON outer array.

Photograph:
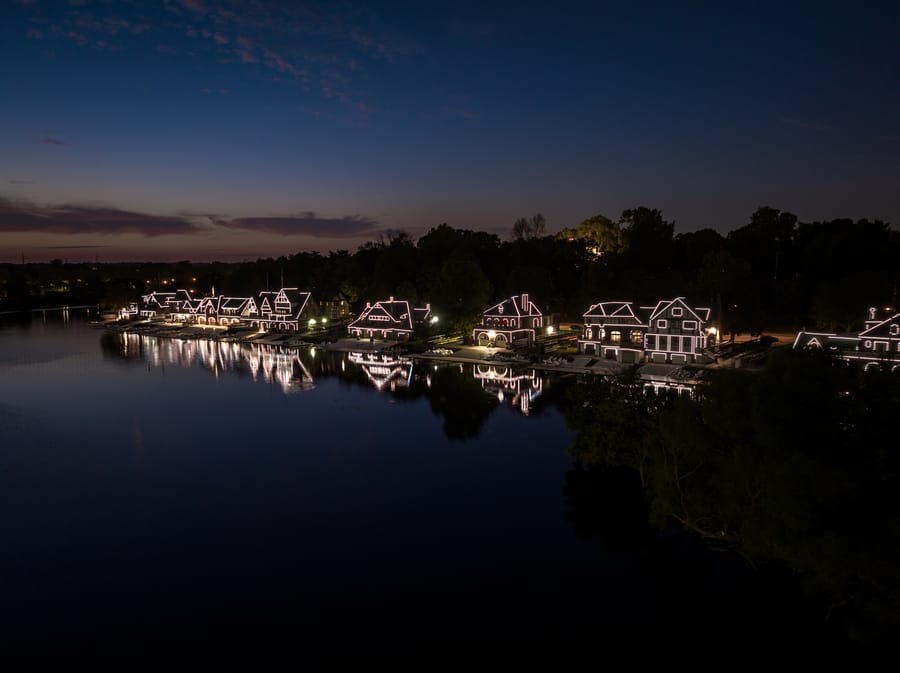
[[2, 0, 898, 261]]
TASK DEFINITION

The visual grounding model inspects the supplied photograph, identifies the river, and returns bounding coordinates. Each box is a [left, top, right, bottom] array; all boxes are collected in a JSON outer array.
[[0, 311, 822, 659]]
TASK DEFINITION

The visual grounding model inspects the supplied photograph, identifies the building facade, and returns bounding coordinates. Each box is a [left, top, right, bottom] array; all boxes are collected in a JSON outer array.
[[579, 301, 647, 363], [473, 293, 546, 347], [347, 297, 431, 341], [794, 306, 900, 372], [579, 296, 711, 364]]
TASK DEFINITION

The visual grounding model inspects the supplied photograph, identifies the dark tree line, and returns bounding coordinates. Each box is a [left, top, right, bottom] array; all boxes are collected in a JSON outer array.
[[564, 351, 900, 642], [3, 206, 898, 333]]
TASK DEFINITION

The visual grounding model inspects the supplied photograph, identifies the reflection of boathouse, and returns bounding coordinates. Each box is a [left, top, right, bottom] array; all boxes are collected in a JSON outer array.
[[472, 365, 542, 415], [246, 343, 315, 393], [110, 331, 314, 394], [348, 351, 413, 391]]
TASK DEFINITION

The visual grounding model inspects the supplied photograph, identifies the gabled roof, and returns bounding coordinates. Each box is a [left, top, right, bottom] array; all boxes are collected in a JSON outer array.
[[220, 296, 251, 311], [792, 331, 837, 349], [198, 295, 221, 312], [643, 297, 709, 324], [858, 312, 900, 338], [258, 292, 276, 313], [483, 294, 542, 317], [256, 288, 310, 319], [348, 298, 414, 331], [583, 301, 641, 321], [142, 291, 177, 307]]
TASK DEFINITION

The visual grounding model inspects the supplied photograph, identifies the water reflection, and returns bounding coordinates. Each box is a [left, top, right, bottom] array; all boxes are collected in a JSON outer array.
[[347, 351, 413, 391], [473, 364, 543, 415], [102, 332, 314, 394], [100, 333, 567, 436]]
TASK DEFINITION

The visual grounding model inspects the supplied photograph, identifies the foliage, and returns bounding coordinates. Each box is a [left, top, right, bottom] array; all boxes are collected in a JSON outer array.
[[556, 214, 624, 256], [564, 351, 900, 640], [3, 206, 898, 335]]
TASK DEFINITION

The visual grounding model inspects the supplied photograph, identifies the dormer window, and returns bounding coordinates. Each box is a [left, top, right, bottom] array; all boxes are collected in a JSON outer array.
[[671, 307, 683, 317]]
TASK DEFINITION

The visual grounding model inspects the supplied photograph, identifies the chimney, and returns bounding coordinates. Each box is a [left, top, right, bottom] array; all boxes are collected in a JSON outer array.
[[521, 293, 529, 312], [389, 296, 394, 302]]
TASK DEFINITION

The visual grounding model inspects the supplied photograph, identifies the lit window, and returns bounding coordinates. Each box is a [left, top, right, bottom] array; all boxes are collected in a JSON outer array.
[[631, 331, 642, 345], [610, 330, 621, 344]]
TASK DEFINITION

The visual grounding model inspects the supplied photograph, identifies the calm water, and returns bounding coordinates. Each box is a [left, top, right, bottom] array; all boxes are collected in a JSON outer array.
[[0, 312, 811, 657]]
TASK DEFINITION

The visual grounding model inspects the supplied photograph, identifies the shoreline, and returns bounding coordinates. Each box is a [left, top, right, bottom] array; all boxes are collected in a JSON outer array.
[[100, 319, 767, 384]]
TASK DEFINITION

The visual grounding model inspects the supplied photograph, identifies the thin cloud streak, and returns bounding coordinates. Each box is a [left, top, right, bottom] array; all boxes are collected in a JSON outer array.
[[40, 138, 66, 146], [216, 213, 382, 238], [0, 197, 385, 242], [0, 197, 200, 236]]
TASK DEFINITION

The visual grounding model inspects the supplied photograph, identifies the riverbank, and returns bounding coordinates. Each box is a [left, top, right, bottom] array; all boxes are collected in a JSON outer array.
[[103, 319, 766, 388]]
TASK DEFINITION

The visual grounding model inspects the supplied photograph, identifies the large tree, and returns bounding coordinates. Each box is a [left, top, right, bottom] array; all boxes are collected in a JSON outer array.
[[557, 213, 623, 257]]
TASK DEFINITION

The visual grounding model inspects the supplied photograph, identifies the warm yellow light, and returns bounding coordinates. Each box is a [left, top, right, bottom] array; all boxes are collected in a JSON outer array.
[[546, 325, 554, 335], [487, 330, 496, 339], [308, 318, 317, 326]]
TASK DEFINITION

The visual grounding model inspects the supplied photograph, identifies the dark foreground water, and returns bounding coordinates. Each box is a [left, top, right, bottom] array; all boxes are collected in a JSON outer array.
[[0, 312, 824, 660]]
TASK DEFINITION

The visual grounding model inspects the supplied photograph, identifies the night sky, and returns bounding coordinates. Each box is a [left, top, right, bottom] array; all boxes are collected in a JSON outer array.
[[2, 0, 899, 262]]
